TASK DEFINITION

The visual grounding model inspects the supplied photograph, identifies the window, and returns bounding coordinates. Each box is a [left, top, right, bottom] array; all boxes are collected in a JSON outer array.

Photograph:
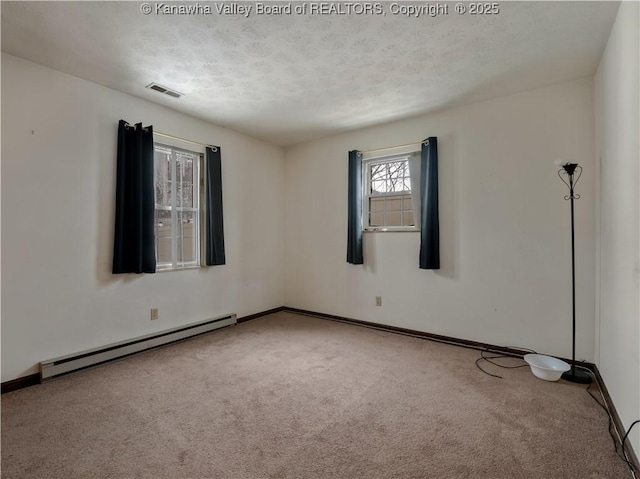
[[154, 144, 202, 269], [363, 153, 419, 230]]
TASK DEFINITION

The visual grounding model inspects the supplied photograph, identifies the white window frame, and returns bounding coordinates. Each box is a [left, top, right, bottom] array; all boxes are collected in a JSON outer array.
[[363, 153, 420, 232], [154, 143, 203, 270]]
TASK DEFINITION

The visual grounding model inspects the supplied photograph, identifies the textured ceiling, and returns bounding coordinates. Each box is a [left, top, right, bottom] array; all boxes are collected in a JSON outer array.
[[1, 1, 619, 146]]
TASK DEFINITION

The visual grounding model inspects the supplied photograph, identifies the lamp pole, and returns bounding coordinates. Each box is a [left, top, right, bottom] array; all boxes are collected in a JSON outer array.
[[558, 163, 591, 384]]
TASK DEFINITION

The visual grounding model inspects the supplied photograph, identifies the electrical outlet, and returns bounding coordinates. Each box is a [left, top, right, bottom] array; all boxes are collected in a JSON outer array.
[[375, 296, 382, 307], [150, 308, 159, 320]]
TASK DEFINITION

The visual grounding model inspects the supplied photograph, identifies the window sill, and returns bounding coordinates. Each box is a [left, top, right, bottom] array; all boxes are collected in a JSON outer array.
[[156, 265, 203, 273], [364, 228, 420, 233]]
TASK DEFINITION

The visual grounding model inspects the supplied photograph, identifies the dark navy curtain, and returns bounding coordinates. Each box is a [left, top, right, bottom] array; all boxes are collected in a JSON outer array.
[[112, 120, 156, 274], [205, 146, 226, 266], [347, 150, 363, 264], [419, 137, 440, 269]]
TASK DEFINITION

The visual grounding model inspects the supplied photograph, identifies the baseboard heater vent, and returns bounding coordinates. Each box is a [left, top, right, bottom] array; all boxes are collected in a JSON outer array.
[[40, 313, 237, 380]]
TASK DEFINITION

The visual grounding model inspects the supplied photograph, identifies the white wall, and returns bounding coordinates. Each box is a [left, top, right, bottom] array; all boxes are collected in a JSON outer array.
[[1, 54, 285, 382], [285, 78, 596, 362], [594, 1, 640, 456]]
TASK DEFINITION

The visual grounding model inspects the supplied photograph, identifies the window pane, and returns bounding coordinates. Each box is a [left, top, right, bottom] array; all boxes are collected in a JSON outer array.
[[156, 238, 172, 264], [387, 161, 402, 175], [371, 180, 386, 194], [155, 209, 172, 264], [155, 209, 172, 235], [370, 197, 384, 213], [370, 164, 385, 181], [176, 153, 195, 208], [369, 212, 384, 227], [177, 210, 197, 264], [386, 197, 402, 212], [386, 211, 402, 226], [368, 159, 411, 195], [404, 211, 415, 226], [155, 149, 172, 207]]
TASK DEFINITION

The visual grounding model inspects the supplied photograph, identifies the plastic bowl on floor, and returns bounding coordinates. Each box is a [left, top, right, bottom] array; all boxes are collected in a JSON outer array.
[[523, 354, 570, 381]]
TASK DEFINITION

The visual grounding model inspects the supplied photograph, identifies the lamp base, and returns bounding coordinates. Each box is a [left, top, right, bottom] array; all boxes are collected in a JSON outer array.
[[562, 368, 592, 384]]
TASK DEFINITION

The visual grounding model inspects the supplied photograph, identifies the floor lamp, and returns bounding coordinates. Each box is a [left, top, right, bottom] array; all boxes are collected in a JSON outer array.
[[557, 163, 592, 384]]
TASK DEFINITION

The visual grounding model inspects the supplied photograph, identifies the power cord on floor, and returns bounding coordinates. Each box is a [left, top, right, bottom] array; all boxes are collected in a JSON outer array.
[[585, 378, 619, 455], [621, 420, 640, 477], [474, 347, 536, 379], [573, 365, 638, 478], [475, 352, 639, 477]]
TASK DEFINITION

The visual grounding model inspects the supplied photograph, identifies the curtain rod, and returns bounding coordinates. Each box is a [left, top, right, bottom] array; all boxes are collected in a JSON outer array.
[[125, 123, 217, 150], [360, 139, 428, 155]]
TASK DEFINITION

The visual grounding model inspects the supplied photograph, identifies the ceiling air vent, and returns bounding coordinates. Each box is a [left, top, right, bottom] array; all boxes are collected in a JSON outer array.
[[145, 82, 183, 99]]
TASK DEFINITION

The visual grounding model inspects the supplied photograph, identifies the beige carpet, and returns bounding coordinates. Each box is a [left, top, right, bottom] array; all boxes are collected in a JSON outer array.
[[1, 312, 631, 478]]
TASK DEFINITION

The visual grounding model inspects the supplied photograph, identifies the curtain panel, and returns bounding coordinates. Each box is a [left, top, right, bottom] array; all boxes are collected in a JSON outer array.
[[112, 120, 156, 274], [347, 150, 364, 264], [419, 137, 440, 269], [205, 146, 226, 266]]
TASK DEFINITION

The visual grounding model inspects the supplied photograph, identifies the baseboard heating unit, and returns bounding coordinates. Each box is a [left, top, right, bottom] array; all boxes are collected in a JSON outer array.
[[40, 313, 237, 380]]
